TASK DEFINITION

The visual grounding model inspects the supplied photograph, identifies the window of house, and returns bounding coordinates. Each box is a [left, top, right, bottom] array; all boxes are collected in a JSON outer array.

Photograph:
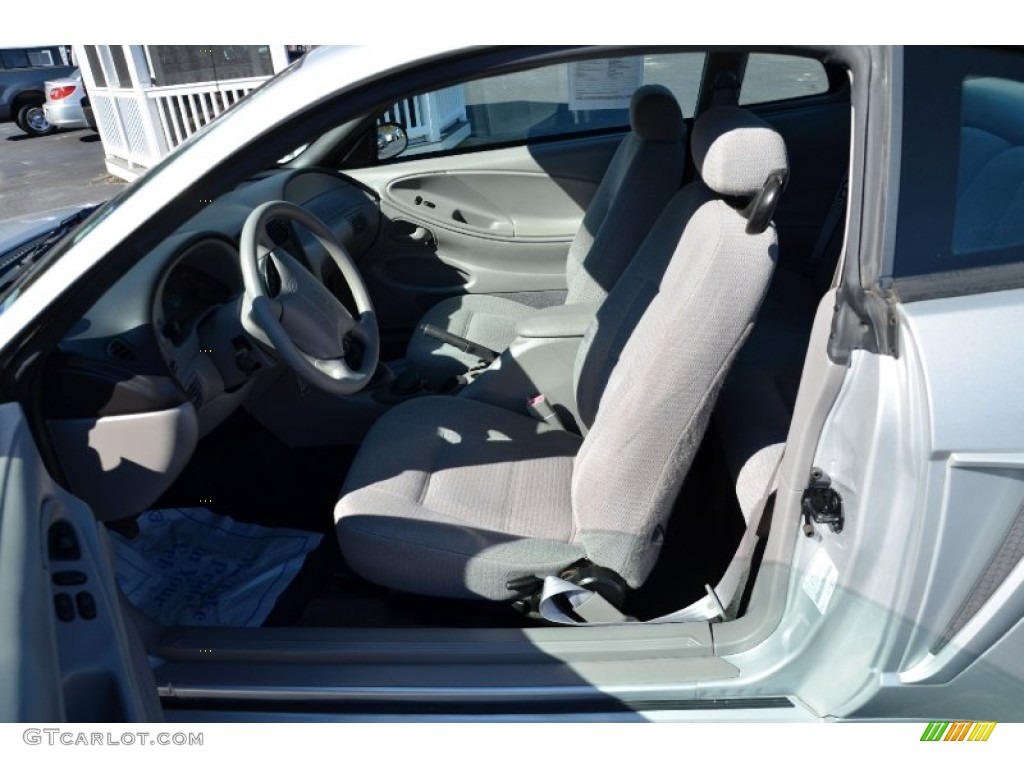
[[84, 46, 107, 88], [109, 46, 133, 89], [146, 46, 274, 87]]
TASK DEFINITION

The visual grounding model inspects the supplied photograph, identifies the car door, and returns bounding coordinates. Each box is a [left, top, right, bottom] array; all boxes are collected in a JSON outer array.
[[800, 46, 1024, 719], [343, 52, 707, 349], [0, 401, 162, 721]]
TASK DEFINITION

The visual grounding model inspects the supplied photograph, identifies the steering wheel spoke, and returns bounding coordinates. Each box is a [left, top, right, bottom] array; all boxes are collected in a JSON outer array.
[[239, 201, 380, 395], [350, 311, 377, 344]]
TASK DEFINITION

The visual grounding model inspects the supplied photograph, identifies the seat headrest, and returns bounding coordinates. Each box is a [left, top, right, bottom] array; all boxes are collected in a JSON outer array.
[[630, 84, 684, 143], [692, 106, 788, 197]]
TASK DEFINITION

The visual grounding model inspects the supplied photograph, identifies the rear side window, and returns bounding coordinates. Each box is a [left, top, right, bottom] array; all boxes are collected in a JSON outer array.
[[953, 77, 1024, 255], [740, 54, 829, 105], [26, 49, 55, 67], [892, 48, 1024, 279], [0, 50, 30, 70], [381, 52, 706, 159], [0, 48, 61, 69]]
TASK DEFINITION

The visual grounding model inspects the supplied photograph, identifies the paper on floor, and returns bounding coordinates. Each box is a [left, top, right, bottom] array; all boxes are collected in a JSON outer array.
[[112, 507, 322, 627]]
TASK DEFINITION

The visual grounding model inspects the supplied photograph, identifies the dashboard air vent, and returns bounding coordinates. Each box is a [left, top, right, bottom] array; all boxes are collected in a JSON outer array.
[[107, 338, 137, 362], [186, 378, 204, 409]]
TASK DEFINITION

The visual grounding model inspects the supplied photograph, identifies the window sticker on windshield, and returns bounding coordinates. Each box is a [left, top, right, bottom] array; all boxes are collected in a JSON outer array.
[[568, 58, 643, 111], [802, 548, 839, 615]]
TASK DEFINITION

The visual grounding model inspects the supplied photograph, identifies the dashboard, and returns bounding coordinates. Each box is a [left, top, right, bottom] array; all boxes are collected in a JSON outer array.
[[41, 167, 381, 522], [160, 259, 235, 347], [51, 167, 380, 434], [158, 170, 379, 425]]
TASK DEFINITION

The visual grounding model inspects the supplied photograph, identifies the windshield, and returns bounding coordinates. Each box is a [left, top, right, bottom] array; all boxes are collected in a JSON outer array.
[[0, 51, 315, 312], [59, 50, 319, 251], [0, 204, 102, 309], [0, 47, 455, 320]]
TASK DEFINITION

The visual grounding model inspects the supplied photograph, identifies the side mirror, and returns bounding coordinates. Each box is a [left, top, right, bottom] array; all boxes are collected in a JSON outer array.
[[376, 122, 408, 160]]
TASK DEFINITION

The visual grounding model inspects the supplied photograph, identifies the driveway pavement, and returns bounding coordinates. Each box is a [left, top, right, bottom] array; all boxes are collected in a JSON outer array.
[[0, 123, 126, 220]]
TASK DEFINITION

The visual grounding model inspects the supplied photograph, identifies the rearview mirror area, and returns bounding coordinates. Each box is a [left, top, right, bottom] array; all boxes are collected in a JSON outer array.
[[376, 122, 408, 160]]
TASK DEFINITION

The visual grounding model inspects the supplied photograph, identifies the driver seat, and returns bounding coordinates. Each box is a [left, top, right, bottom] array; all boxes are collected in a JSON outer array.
[[335, 107, 788, 600]]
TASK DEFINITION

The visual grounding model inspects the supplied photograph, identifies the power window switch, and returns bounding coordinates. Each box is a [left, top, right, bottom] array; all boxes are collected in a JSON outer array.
[[76, 592, 97, 621], [48, 521, 81, 561], [52, 570, 87, 586], [54, 593, 75, 622]]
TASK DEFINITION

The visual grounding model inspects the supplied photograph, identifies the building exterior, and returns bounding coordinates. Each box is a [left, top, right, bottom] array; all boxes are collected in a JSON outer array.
[[75, 46, 293, 180], [75, 45, 469, 181]]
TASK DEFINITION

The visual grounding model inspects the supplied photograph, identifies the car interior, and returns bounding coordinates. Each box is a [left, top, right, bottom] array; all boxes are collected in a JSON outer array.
[[34, 48, 852, 641]]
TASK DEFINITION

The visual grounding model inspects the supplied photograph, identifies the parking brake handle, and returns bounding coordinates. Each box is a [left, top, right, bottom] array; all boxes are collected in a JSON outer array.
[[419, 323, 498, 364]]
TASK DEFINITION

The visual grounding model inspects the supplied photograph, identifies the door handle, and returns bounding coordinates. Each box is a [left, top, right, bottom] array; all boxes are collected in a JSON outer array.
[[388, 219, 435, 247]]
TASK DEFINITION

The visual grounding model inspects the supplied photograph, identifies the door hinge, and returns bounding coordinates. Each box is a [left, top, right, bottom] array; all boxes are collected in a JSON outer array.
[[801, 468, 844, 537]]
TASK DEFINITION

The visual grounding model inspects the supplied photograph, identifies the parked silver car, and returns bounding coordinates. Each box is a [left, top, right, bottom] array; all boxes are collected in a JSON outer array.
[[0, 45, 1021, 726], [43, 69, 89, 130]]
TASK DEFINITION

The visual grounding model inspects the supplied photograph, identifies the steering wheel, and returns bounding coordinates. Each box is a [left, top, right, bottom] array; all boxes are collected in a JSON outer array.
[[239, 200, 379, 395]]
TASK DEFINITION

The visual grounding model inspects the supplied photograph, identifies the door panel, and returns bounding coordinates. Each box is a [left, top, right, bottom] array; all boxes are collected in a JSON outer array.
[[387, 170, 596, 239], [347, 133, 624, 338], [804, 294, 1024, 717], [0, 402, 162, 722]]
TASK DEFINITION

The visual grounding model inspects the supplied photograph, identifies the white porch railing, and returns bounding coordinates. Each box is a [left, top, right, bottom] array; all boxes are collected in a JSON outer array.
[[146, 77, 267, 149], [78, 46, 471, 180], [380, 86, 469, 151]]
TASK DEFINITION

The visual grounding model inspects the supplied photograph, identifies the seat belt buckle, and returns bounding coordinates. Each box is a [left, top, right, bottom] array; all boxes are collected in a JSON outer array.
[[526, 394, 566, 430]]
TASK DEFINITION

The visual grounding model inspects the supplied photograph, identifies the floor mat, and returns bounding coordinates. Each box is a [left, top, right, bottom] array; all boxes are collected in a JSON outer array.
[[112, 508, 322, 627], [153, 409, 356, 535]]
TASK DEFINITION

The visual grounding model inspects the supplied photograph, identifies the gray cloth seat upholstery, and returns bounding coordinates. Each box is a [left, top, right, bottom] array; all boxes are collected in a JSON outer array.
[[714, 266, 822, 521], [406, 84, 686, 384], [337, 106, 788, 600], [335, 396, 585, 600], [713, 135, 847, 522]]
